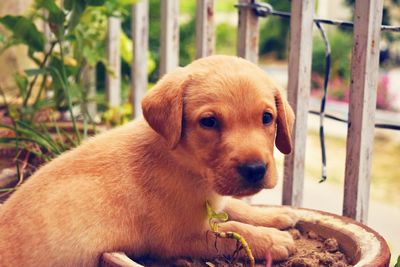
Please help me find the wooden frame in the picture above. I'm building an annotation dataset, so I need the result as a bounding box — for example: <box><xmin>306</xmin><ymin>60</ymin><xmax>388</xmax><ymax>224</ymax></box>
<box><xmin>195</xmin><ymin>0</ymin><xmax>215</xmax><ymax>58</ymax></box>
<box><xmin>101</xmin><ymin>0</ymin><xmax>386</xmax><ymax>223</ymax></box>
<box><xmin>343</xmin><ymin>0</ymin><xmax>383</xmax><ymax>223</ymax></box>
<box><xmin>236</xmin><ymin>0</ymin><xmax>259</xmax><ymax>63</ymax></box>
<box><xmin>131</xmin><ymin>0</ymin><xmax>149</xmax><ymax>117</ymax></box>
<box><xmin>106</xmin><ymin>16</ymin><xmax>121</xmax><ymax>107</ymax></box>
<box><xmin>282</xmin><ymin>0</ymin><xmax>315</xmax><ymax>207</ymax></box>
<box><xmin>159</xmin><ymin>0</ymin><xmax>180</xmax><ymax>76</ymax></box>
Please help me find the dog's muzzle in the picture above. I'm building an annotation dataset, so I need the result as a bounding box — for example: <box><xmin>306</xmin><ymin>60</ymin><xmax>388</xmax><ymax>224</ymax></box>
<box><xmin>237</xmin><ymin>162</ymin><xmax>266</xmax><ymax>184</ymax></box>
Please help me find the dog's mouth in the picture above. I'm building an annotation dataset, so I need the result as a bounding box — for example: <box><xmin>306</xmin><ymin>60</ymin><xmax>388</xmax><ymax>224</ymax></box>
<box><xmin>230</xmin><ymin>183</ymin><xmax>264</xmax><ymax>197</ymax></box>
<box><xmin>211</xmin><ymin>174</ymin><xmax>265</xmax><ymax>197</ymax></box>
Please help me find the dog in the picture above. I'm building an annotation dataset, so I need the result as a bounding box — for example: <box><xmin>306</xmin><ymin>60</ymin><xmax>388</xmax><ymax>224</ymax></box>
<box><xmin>0</xmin><ymin>55</ymin><xmax>297</xmax><ymax>266</ymax></box>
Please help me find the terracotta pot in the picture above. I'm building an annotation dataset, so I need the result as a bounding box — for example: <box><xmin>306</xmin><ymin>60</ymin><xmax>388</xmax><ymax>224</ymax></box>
<box><xmin>100</xmin><ymin>206</ymin><xmax>391</xmax><ymax>267</ymax></box>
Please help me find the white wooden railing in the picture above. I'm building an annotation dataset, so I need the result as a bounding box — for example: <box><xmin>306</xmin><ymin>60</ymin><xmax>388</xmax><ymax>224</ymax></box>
<box><xmin>104</xmin><ymin>0</ymin><xmax>383</xmax><ymax>224</ymax></box>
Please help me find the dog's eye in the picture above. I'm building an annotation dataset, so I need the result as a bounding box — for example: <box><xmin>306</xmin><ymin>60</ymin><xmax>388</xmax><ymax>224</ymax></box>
<box><xmin>262</xmin><ymin>112</ymin><xmax>273</xmax><ymax>125</ymax></box>
<box><xmin>199</xmin><ymin>116</ymin><xmax>218</xmax><ymax>129</ymax></box>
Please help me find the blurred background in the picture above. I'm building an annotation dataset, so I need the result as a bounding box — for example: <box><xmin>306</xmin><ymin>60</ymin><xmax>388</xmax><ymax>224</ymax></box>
<box><xmin>0</xmin><ymin>0</ymin><xmax>399</xmax><ymax>263</ymax></box>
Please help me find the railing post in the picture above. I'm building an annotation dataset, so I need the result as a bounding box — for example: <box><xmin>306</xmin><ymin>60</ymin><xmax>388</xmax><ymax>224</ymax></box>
<box><xmin>42</xmin><ymin>11</ymin><xmax>52</xmax><ymax>53</ymax></box>
<box><xmin>343</xmin><ymin>0</ymin><xmax>383</xmax><ymax>223</ymax></box>
<box><xmin>81</xmin><ymin>64</ymin><xmax>97</xmax><ymax>120</ymax></box>
<box><xmin>236</xmin><ymin>0</ymin><xmax>259</xmax><ymax>63</ymax></box>
<box><xmin>195</xmin><ymin>0</ymin><xmax>215</xmax><ymax>58</ymax></box>
<box><xmin>160</xmin><ymin>0</ymin><xmax>179</xmax><ymax>76</ymax></box>
<box><xmin>106</xmin><ymin>16</ymin><xmax>121</xmax><ymax>107</ymax></box>
<box><xmin>282</xmin><ymin>0</ymin><xmax>314</xmax><ymax>207</ymax></box>
<box><xmin>131</xmin><ymin>0</ymin><xmax>149</xmax><ymax>117</ymax></box>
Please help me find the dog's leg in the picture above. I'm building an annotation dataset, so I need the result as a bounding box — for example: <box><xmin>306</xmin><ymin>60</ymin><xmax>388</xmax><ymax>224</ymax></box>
<box><xmin>218</xmin><ymin>221</ymin><xmax>296</xmax><ymax>261</ymax></box>
<box><xmin>176</xmin><ymin>221</ymin><xmax>295</xmax><ymax>262</ymax></box>
<box><xmin>223</xmin><ymin>198</ymin><xmax>298</xmax><ymax>230</ymax></box>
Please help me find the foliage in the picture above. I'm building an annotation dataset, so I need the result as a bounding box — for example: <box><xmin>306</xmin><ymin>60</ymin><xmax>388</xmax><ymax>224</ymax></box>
<box><xmin>151</xmin><ymin>0</ymin><xmax>197</xmax><ymax>79</ymax></box>
<box><xmin>102</xmin><ymin>103</ymin><xmax>132</xmax><ymax>126</ymax></box>
<box><xmin>394</xmin><ymin>255</ymin><xmax>400</xmax><ymax>267</ymax></box>
<box><xmin>311</xmin><ymin>5</ymin><xmax>398</xmax><ymax>111</ymax></box>
<box><xmin>145</xmin><ymin>0</ymin><xmax>162</xmax><ymax>82</ymax></box>
<box><xmin>215</xmin><ymin>23</ymin><xmax>236</xmax><ymax>55</ymax></box>
<box><xmin>312</xmin><ymin>29</ymin><xmax>353</xmax><ymax>80</ymax></box>
<box><xmin>129</xmin><ymin>0</ymin><xmax>239</xmax><ymax>83</ymax></box>
<box><xmin>206</xmin><ymin>200</ymin><xmax>229</xmax><ymax>232</ymax></box>
<box><xmin>312</xmin><ymin>71</ymin><xmax>396</xmax><ymax>111</ymax></box>
<box><xmin>0</xmin><ymin>0</ymin><xmax>135</xmax><ymax>193</ymax></box>
<box><xmin>344</xmin><ymin>0</ymin><xmax>400</xmax><ymax>66</ymax></box>
<box><xmin>0</xmin><ymin>15</ymin><xmax>45</xmax><ymax>55</ymax></box>
<box><xmin>0</xmin><ymin>0</ymin><xmax>130</xmax><ymax>117</ymax></box>
<box><xmin>259</xmin><ymin>0</ymin><xmax>291</xmax><ymax>60</ymax></box>
<box><xmin>205</xmin><ymin>201</ymin><xmax>255</xmax><ymax>267</ymax></box>
<box><xmin>179</xmin><ymin>16</ymin><xmax>196</xmax><ymax>67</ymax></box>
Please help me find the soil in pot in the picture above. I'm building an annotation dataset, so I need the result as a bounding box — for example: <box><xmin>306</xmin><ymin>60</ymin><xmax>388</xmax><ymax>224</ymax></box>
<box><xmin>131</xmin><ymin>227</ymin><xmax>352</xmax><ymax>267</ymax></box>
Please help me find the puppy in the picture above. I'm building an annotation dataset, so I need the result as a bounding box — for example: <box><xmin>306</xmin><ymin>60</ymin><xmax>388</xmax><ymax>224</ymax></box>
<box><xmin>0</xmin><ymin>55</ymin><xmax>296</xmax><ymax>266</ymax></box>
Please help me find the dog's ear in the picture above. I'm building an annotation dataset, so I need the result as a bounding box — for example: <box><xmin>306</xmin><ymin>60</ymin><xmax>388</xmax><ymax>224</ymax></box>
<box><xmin>274</xmin><ymin>91</ymin><xmax>295</xmax><ymax>154</ymax></box>
<box><xmin>141</xmin><ymin>68</ymin><xmax>188</xmax><ymax>149</ymax></box>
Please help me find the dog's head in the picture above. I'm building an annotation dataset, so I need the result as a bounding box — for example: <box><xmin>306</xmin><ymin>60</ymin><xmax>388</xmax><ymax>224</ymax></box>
<box><xmin>142</xmin><ymin>55</ymin><xmax>294</xmax><ymax>197</ymax></box>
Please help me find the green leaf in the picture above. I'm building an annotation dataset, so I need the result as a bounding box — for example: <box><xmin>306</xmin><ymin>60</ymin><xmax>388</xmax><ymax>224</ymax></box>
<box><xmin>210</xmin><ymin>221</ymin><xmax>218</xmax><ymax>232</ymax></box>
<box><xmin>64</xmin><ymin>0</ymin><xmax>74</xmax><ymax>11</ymax></box>
<box><xmin>214</xmin><ymin>212</ymin><xmax>229</xmax><ymax>222</ymax></box>
<box><xmin>206</xmin><ymin>201</ymin><xmax>229</xmax><ymax>221</ymax></box>
<box><xmin>0</xmin><ymin>122</ymin><xmax>57</xmax><ymax>153</ymax></box>
<box><xmin>394</xmin><ymin>256</ymin><xmax>400</xmax><ymax>267</ymax></box>
<box><xmin>206</xmin><ymin>201</ymin><xmax>215</xmax><ymax>218</ymax></box>
<box><xmin>13</xmin><ymin>73</ymin><xmax>28</xmax><ymax>99</ymax></box>
<box><xmin>47</xmin><ymin>56</ymin><xmax>66</xmax><ymax>80</ymax></box>
<box><xmin>35</xmin><ymin>0</ymin><xmax>65</xmax><ymax>25</ymax></box>
<box><xmin>85</xmin><ymin>0</ymin><xmax>106</xmax><ymax>6</ymax></box>
<box><xmin>34</xmin><ymin>0</ymin><xmax>65</xmax><ymax>37</ymax></box>
<box><xmin>120</xmin><ymin>31</ymin><xmax>132</xmax><ymax>63</ymax></box>
<box><xmin>68</xmin><ymin>1</ymin><xmax>87</xmax><ymax>31</ymax></box>
<box><xmin>25</xmin><ymin>68</ymin><xmax>50</xmax><ymax>77</ymax></box>
<box><xmin>205</xmin><ymin>201</ymin><xmax>229</xmax><ymax>233</ymax></box>
<box><xmin>15</xmin><ymin>121</ymin><xmax>62</xmax><ymax>154</ymax></box>
<box><xmin>49</xmin><ymin>11</ymin><xmax>66</xmax><ymax>26</ymax></box>
<box><xmin>117</xmin><ymin>0</ymin><xmax>137</xmax><ymax>5</ymax></box>
<box><xmin>0</xmin><ymin>15</ymin><xmax>45</xmax><ymax>52</ymax></box>
<box><xmin>35</xmin><ymin>0</ymin><xmax>62</xmax><ymax>14</ymax></box>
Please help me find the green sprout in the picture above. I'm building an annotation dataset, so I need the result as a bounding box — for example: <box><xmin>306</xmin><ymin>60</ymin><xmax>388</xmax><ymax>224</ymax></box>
<box><xmin>205</xmin><ymin>201</ymin><xmax>255</xmax><ymax>267</ymax></box>
<box><xmin>394</xmin><ymin>255</ymin><xmax>400</xmax><ymax>267</ymax></box>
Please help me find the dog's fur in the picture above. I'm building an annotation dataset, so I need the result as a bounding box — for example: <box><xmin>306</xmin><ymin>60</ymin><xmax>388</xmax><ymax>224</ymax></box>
<box><xmin>0</xmin><ymin>55</ymin><xmax>297</xmax><ymax>266</ymax></box>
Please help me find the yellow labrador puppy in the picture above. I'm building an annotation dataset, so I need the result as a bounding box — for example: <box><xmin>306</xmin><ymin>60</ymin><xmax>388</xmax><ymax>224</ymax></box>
<box><xmin>0</xmin><ymin>55</ymin><xmax>297</xmax><ymax>266</ymax></box>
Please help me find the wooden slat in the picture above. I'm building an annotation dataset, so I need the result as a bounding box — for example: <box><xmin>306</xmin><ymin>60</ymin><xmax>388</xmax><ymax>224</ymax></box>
<box><xmin>106</xmin><ymin>16</ymin><xmax>121</xmax><ymax>107</ymax></box>
<box><xmin>42</xmin><ymin>11</ymin><xmax>52</xmax><ymax>53</ymax></box>
<box><xmin>131</xmin><ymin>0</ymin><xmax>149</xmax><ymax>117</ymax></box>
<box><xmin>195</xmin><ymin>0</ymin><xmax>215</xmax><ymax>58</ymax></box>
<box><xmin>160</xmin><ymin>0</ymin><xmax>179</xmax><ymax>76</ymax></box>
<box><xmin>282</xmin><ymin>0</ymin><xmax>315</xmax><ymax>207</ymax></box>
<box><xmin>343</xmin><ymin>0</ymin><xmax>383</xmax><ymax>223</ymax></box>
<box><xmin>236</xmin><ymin>0</ymin><xmax>259</xmax><ymax>63</ymax></box>
<box><xmin>81</xmin><ymin>64</ymin><xmax>97</xmax><ymax>119</ymax></box>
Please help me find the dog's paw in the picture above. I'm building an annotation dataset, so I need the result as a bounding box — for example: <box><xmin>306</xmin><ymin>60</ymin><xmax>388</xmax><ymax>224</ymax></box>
<box><xmin>253</xmin><ymin>207</ymin><xmax>299</xmax><ymax>230</ymax></box>
<box><xmin>253</xmin><ymin>227</ymin><xmax>296</xmax><ymax>261</ymax></box>
<box><xmin>268</xmin><ymin>208</ymin><xmax>299</xmax><ymax>230</ymax></box>
<box><xmin>268</xmin><ymin>228</ymin><xmax>296</xmax><ymax>260</ymax></box>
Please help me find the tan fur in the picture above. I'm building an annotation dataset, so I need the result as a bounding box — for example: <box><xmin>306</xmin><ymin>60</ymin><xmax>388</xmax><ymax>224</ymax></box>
<box><xmin>0</xmin><ymin>55</ymin><xmax>297</xmax><ymax>266</ymax></box>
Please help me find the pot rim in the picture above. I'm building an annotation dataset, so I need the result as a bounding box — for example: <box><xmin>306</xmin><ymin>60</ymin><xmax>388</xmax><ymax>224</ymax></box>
<box><xmin>100</xmin><ymin>205</ymin><xmax>391</xmax><ymax>267</ymax></box>
<box><xmin>281</xmin><ymin>206</ymin><xmax>391</xmax><ymax>267</ymax></box>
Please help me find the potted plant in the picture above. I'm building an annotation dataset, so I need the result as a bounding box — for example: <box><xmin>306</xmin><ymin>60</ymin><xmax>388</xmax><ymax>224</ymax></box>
<box><xmin>100</xmin><ymin>206</ymin><xmax>391</xmax><ymax>267</ymax></box>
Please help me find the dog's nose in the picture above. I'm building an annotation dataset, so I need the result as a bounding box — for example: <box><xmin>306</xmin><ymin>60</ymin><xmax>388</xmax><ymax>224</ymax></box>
<box><xmin>237</xmin><ymin>162</ymin><xmax>266</xmax><ymax>183</ymax></box>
